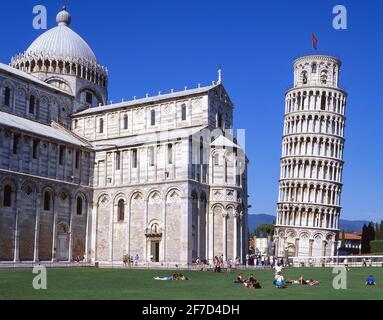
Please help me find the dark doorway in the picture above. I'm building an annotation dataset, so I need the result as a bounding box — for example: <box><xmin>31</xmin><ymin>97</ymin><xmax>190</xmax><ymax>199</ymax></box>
<box><xmin>151</xmin><ymin>241</ymin><xmax>160</xmax><ymax>262</ymax></box>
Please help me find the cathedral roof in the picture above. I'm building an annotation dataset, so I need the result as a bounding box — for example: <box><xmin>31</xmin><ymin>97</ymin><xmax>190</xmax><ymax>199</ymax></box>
<box><xmin>0</xmin><ymin>63</ymin><xmax>73</xmax><ymax>96</ymax></box>
<box><xmin>0</xmin><ymin>111</ymin><xmax>91</xmax><ymax>148</ymax></box>
<box><xmin>211</xmin><ymin>135</ymin><xmax>241</xmax><ymax>149</ymax></box>
<box><xmin>25</xmin><ymin>7</ymin><xmax>97</xmax><ymax>64</ymax></box>
<box><xmin>74</xmin><ymin>83</ymin><xmax>221</xmax><ymax>117</ymax></box>
<box><xmin>91</xmin><ymin>126</ymin><xmax>208</xmax><ymax>150</ymax></box>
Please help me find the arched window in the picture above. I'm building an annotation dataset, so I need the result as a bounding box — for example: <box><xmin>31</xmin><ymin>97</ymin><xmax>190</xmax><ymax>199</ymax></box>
<box><xmin>123</xmin><ymin>114</ymin><xmax>128</xmax><ymax>130</ymax></box>
<box><xmin>3</xmin><ymin>185</ymin><xmax>12</xmax><ymax>207</ymax></box>
<box><xmin>118</xmin><ymin>199</ymin><xmax>125</xmax><ymax>221</ymax></box>
<box><xmin>29</xmin><ymin>95</ymin><xmax>36</xmax><ymax>114</ymax></box>
<box><xmin>213</xmin><ymin>154</ymin><xmax>220</xmax><ymax>166</ymax></box>
<box><xmin>4</xmin><ymin>87</ymin><xmax>11</xmax><ymax>106</ymax></box>
<box><xmin>148</xmin><ymin>146</ymin><xmax>155</xmax><ymax>166</ymax></box>
<box><xmin>217</xmin><ymin>113</ymin><xmax>223</xmax><ymax>129</ymax></box>
<box><xmin>168</xmin><ymin>144</ymin><xmax>173</xmax><ymax>164</ymax></box>
<box><xmin>76</xmin><ymin>197</ymin><xmax>83</xmax><ymax>216</ymax></box>
<box><xmin>150</xmin><ymin>110</ymin><xmax>156</xmax><ymax>126</ymax></box>
<box><xmin>224</xmin><ymin>159</ymin><xmax>228</xmax><ymax>183</ymax></box>
<box><xmin>85</xmin><ymin>92</ymin><xmax>93</xmax><ymax>105</ymax></box>
<box><xmin>301</xmin><ymin>71</ymin><xmax>308</xmax><ymax>84</ymax></box>
<box><xmin>181</xmin><ymin>104</ymin><xmax>187</xmax><ymax>121</ymax></box>
<box><xmin>321</xmin><ymin>95</ymin><xmax>326</xmax><ymax>110</ymax></box>
<box><xmin>132</xmin><ymin>149</ymin><xmax>138</xmax><ymax>168</ymax></box>
<box><xmin>321</xmin><ymin>71</ymin><xmax>328</xmax><ymax>84</ymax></box>
<box><xmin>199</xmin><ymin>137</ymin><xmax>204</xmax><ymax>165</ymax></box>
<box><xmin>115</xmin><ymin>151</ymin><xmax>121</xmax><ymax>170</ymax></box>
<box><xmin>311</xmin><ymin>63</ymin><xmax>317</xmax><ymax>73</ymax></box>
<box><xmin>43</xmin><ymin>191</ymin><xmax>51</xmax><ymax>211</ymax></box>
<box><xmin>99</xmin><ymin>118</ymin><xmax>104</xmax><ymax>133</ymax></box>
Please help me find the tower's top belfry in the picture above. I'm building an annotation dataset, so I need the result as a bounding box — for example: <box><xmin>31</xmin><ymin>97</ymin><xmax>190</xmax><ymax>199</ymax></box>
<box><xmin>293</xmin><ymin>55</ymin><xmax>341</xmax><ymax>89</ymax></box>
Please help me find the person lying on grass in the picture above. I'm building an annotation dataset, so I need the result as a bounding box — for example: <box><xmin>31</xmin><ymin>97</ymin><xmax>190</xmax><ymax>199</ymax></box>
<box><xmin>365</xmin><ymin>275</ymin><xmax>377</xmax><ymax>286</ymax></box>
<box><xmin>243</xmin><ymin>274</ymin><xmax>262</xmax><ymax>289</ymax></box>
<box><xmin>273</xmin><ymin>272</ymin><xmax>286</xmax><ymax>288</ymax></box>
<box><xmin>234</xmin><ymin>273</ymin><xmax>244</xmax><ymax>283</ymax></box>
<box><xmin>286</xmin><ymin>275</ymin><xmax>320</xmax><ymax>286</ymax></box>
<box><xmin>153</xmin><ymin>274</ymin><xmax>189</xmax><ymax>281</ymax></box>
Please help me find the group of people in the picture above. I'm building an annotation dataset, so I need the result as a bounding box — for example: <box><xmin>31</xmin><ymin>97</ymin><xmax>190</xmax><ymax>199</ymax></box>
<box><xmin>246</xmin><ymin>254</ymin><xmax>282</xmax><ymax>267</ymax></box>
<box><xmin>123</xmin><ymin>254</ymin><xmax>140</xmax><ymax>266</ymax></box>
<box><xmin>74</xmin><ymin>255</ymin><xmax>85</xmax><ymax>263</ymax></box>
<box><xmin>272</xmin><ymin>263</ymin><xmax>321</xmax><ymax>288</ymax></box>
<box><xmin>234</xmin><ymin>273</ymin><xmax>262</xmax><ymax>289</ymax></box>
<box><xmin>195</xmin><ymin>256</ymin><xmax>241</xmax><ymax>272</ymax></box>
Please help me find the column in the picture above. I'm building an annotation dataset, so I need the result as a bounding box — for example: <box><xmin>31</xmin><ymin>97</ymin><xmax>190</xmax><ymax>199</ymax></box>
<box><xmin>331</xmin><ymin>240</ymin><xmax>336</xmax><ymax>256</ymax></box>
<box><xmin>51</xmin><ymin>197</ymin><xmax>58</xmax><ymax>261</ymax></box>
<box><xmin>13</xmin><ymin>208</ymin><xmax>20</xmax><ymax>262</ymax></box>
<box><xmin>68</xmin><ymin>198</ymin><xmax>75</xmax><ymax>262</ymax></box>
<box><xmin>239</xmin><ymin>213</ymin><xmax>244</xmax><ymax>263</ymax></box>
<box><xmin>322</xmin><ymin>240</ymin><xmax>327</xmax><ymax>256</ymax></box>
<box><xmin>222</xmin><ymin>213</ymin><xmax>227</xmax><ymax>261</ymax></box>
<box><xmin>233</xmin><ymin>212</ymin><xmax>238</xmax><ymax>260</ymax></box>
<box><xmin>144</xmin><ymin>199</ymin><xmax>148</xmax><ymax>261</ymax></box>
<box><xmin>84</xmin><ymin>201</ymin><xmax>92</xmax><ymax>262</ymax></box>
<box><xmin>162</xmin><ymin>199</ymin><xmax>166</xmax><ymax>262</ymax></box>
<box><xmin>108</xmin><ymin>199</ymin><xmax>114</xmax><ymax>262</ymax></box>
<box><xmin>309</xmin><ymin>239</ymin><xmax>314</xmax><ymax>257</ymax></box>
<box><xmin>295</xmin><ymin>238</ymin><xmax>299</xmax><ymax>256</ymax></box>
<box><xmin>33</xmin><ymin>193</ymin><xmax>41</xmax><ymax>263</ymax></box>
<box><xmin>90</xmin><ymin>201</ymin><xmax>99</xmax><ymax>263</ymax></box>
<box><xmin>208</xmin><ymin>209</ymin><xmax>214</xmax><ymax>263</ymax></box>
<box><xmin>197</xmin><ymin>199</ymin><xmax>201</xmax><ymax>259</ymax></box>
<box><xmin>13</xmin><ymin>185</ymin><xmax>22</xmax><ymax>262</ymax></box>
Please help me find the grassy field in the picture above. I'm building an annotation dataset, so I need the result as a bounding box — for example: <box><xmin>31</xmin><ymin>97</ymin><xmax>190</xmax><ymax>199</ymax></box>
<box><xmin>0</xmin><ymin>267</ymin><xmax>382</xmax><ymax>300</ymax></box>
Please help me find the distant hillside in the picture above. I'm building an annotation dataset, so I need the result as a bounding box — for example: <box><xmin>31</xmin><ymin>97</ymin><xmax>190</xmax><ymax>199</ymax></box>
<box><xmin>248</xmin><ymin>214</ymin><xmax>369</xmax><ymax>233</ymax></box>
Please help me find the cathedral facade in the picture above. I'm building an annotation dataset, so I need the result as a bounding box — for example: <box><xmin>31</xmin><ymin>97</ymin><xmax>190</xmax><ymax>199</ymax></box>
<box><xmin>0</xmin><ymin>7</ymin><xmax>248</xmax><ymax>265</ymax></box>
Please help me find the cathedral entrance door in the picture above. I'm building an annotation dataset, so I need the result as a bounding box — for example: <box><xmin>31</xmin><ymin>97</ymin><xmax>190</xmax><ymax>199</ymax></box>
<box><xmin>151</xmin><ymin>241</ymin><xmax>160</xmax><ymax>262</ymax></box>
<box><xmin>57</xmin><ymin>235</ymin><xmax>69</xmax><ymax>261</ymax></box>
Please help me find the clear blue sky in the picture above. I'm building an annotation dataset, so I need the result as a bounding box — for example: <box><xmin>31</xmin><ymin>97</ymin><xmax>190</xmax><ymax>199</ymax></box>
<box><xmin>1</xmin><ymin>0</ymin><xmax>382</xmax><ymax>221</ymax></box>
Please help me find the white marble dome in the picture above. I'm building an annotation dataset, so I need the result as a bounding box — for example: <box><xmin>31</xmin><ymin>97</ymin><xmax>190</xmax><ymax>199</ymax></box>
<box><xmin>25</xmin><ymin>7</ymin><xmax>97</xmax><ymax>64</ymax></box>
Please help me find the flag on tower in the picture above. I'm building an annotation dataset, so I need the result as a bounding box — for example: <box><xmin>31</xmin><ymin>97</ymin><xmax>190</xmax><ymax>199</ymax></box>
<box><xmin>311</xmin><ymin>33</ymin><xmax>318</xmax><ymax>50</ymax></box>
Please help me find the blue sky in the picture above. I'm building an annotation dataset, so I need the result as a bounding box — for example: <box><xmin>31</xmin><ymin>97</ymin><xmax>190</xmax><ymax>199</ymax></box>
<box><xmin>1</xmin><ymin>0</ymin><xmax>382</xmax><ymax>221</ymax></box>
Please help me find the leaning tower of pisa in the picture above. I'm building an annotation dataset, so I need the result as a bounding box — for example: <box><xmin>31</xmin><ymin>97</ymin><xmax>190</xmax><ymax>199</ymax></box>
<box><xmin>275</xmin><ymin>55</ymin><xmax>347</xmax><ymax>258</ymax></box>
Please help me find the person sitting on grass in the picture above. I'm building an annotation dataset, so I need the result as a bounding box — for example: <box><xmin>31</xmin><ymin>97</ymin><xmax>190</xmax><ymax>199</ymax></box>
<box><xmin>299</xmin><ymin>274</ymin><xmax>308</xmax><ymax>285</ymax></box>
<box><xmin>244</xmin><ymin>274</ymin><xmax>262</xmax><ymax>289</ymax></box>
<box><xmin>234</xmin><ymin>273</ymin><xmax>244</xmax><ymax>283</ymax></box>
<box><xmin>274</xmin><ymin>272</ymin><xmax>286</xmax><ymax>289</ymax></box>
<box><xmin>365</xmin><ymin>275</ymin><xmax>377</xmax><ymax>286</ymax></box>
<box><xmin>178</xmin><ymin>274</ymin><xmax>189</xmax><ymax>281</ymax></box>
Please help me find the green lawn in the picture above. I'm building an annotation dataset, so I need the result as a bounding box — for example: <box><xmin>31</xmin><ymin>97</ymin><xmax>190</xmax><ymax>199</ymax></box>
<box><xmin>0</xmin><ymin>267</ymin><xmax>382</xmax><ymax>300</ymax></box>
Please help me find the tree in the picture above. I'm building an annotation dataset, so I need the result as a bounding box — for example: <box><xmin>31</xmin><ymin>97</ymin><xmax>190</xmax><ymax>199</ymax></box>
<box><xmin>255</xmin><ymin>224</ymin><xmax>275</xmax><ymax>238</ymax></box>
<box><xmin>362</xmin><ymin>222</ymin><xmax>376</xmax><ymax>254</ymax></box>
<box><xmin>368</xmin><ymin>222</ymin><xmax>376</xmax><ymax>243</ymax></box>
<box><xmin>375</xmin><ymin>220</ymin><xmax>383</xmax><ymax>240</ymax></box>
